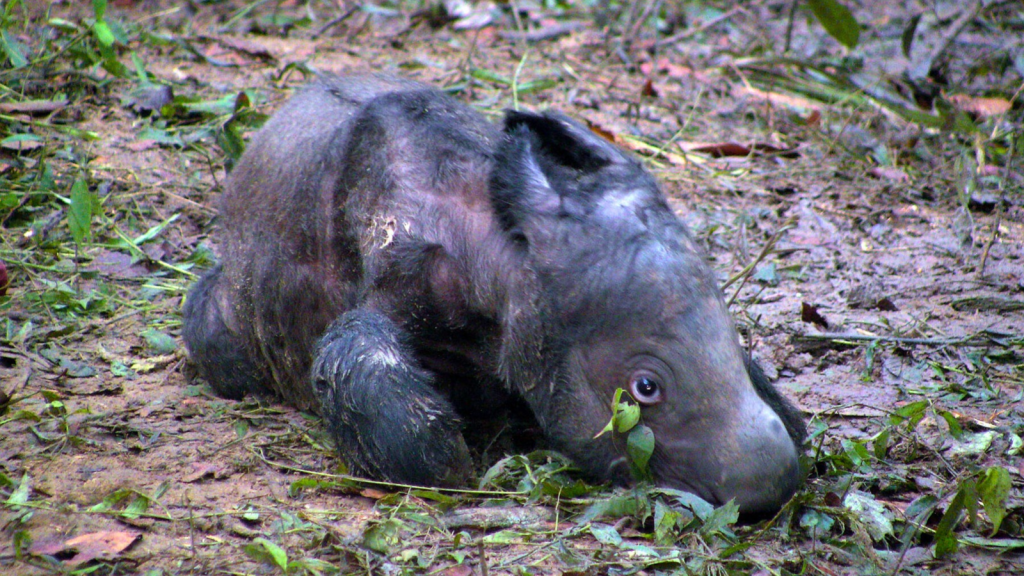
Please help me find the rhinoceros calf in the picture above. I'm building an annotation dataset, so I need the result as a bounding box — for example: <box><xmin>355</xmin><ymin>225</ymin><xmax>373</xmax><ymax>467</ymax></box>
<box><xmin>183</xmin><ymin>74</ymin><xmax>806</xmax><ymax>513</ymax></box>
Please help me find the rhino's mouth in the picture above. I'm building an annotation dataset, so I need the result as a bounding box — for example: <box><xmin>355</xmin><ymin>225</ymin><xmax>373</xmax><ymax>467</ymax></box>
<box><xmin>609</xmin><ymin>453</ymin><xmax>721</xmax><ymax>506</ymax></box>
<box><xmin>650</xmin><ymin>462</ymin><xmax>720</xmax><ymax>506</ymax></box>
<box><xmin>649</xmin><ymin>410</ymin><xmax>802</xmax><ymax>515</ymax></box>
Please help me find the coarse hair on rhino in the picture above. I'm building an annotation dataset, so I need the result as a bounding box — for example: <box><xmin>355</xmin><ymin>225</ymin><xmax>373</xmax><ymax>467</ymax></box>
<box><xmin>183</xmin><ymin>74</ymin><xmax>806</xmax><ymax>514</ymax></box>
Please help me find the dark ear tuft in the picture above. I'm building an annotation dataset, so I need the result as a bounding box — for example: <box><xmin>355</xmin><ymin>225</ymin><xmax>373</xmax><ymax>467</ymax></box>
<box><xmin>503</xmin><ymin>110</ymin><xmax>614</xmax><ymax>173</ymax></box>
<box><xmin>489</xmin><ymin>126</ymin><xmax>547</xmax><ymax>238</ymax></box>
<box><xmin>491</xmin><ymin>109</ymin><xmax>645</xmax><ymax>243</ymax></box>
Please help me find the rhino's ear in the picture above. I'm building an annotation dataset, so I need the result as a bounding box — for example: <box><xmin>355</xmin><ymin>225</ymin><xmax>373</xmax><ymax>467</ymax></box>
<box><xmin>503</xmin><ymin>110</ymin><xmax>620</xmax><ymax>173</ymax></box>
<box><xmin>490</xmin><ymin>110</ymin><xmax>625</xmax><ymax>235</ymax></box>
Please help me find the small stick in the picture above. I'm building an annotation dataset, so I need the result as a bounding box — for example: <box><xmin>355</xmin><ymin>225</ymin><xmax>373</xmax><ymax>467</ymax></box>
<box><xmin>496</xmin><ymin>540</ymin><xmax>560</xmax><ymax>569</ymax></box>
<box><xmin>978</xmin><ymin>135</ymin><xmax>1012</xmax><ymax>279</ymax></box>
<box><xmin>977</xmin><ymin>200</ymin><xmax>1003</xmax><ymax>281</ymax></box>
<box><xmin>313</xmin><ymin>3</ymin><xmax>360</xmax><ymax>39</ymax></box>
<box><xmin>624</xmin><ymin>0</ymin><xmax>662</xmax><ymax>47</ymax></box>
<box><xmin>725</xmin><ymin>216</ymin><xmax>797</xmax><ymax>307</ymax></box>
<box><xmin>249</xmin><ymin>446</ymin><xmax>525</xmax><ymax>497</ymax></box>
<box><xmin>498</xmin><ymin>22</ymin><xmax>585</xmax><ymax>43</ymax></box>
<box><xmin>797</xmin><ymin>332</ymin><xmax>1012</xmax><ymax>347</ymax></box>
<box><xmin>655</xmin><ymin>6</ymin><xmax>740</xmax><ymax>47</ymax></box>
<box><xmin>186</xmin><ymin>491</ymin><xmax>197</xmax><ymax>559</ymax></box>
<box><xmin>783</xmin><ymin>0</ymin><xmax>799</xmax><ymax>54</ymax></box>
<box><xmin>508</xmin><ymin>0</ymin><xmax>527</xmax><ymax>51</ymax></box>
<box><xmin>908</xmin><ymin>0</ymin><xmax>982</xmax><ymax>79</ymax></box>
<box><xmin>478</xmin><ymin>540</ymin><xmax>489</xmax><ymax>576</ymax></box>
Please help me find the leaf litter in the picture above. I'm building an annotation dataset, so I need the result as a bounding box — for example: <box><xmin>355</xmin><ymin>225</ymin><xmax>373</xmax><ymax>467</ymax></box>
<box><xmin>0</xmin><ymin>0</ymin><xmax>1022</xmax><ymax>574</ymax></box>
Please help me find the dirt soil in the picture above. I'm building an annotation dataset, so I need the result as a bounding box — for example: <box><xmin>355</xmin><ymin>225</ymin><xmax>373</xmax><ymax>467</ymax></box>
<box><xmin>1</xmin><ymin>1</ymin><xmax>1022</xmax><ymax>575</ymax></box>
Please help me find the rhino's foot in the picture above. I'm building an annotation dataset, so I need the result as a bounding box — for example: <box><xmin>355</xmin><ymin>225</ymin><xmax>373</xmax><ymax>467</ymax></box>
<box><xmin>182</xmin><ymin>265</ymin><xmax>265</xmax><ymax>400</ymax></box>
<box><xmin>312</xmin><ymin>309</ymin><xmax>472</xmax><ymax>487</ymax></box>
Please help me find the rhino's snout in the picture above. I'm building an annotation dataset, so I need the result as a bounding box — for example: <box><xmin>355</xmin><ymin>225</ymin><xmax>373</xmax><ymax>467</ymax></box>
<box><xmin>714</xmin><ymin>396</ymin><xmax>801</xmax><ymax>514</ymax></box>
<box><xmin>655</xmin><ymin>392</ymin><xmax>801</xmax><ymax>515</ymax></box>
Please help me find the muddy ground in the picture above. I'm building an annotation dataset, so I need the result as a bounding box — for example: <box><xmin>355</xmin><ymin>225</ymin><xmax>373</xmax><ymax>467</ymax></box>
<box><xmin>1</xmin><ymin>1</ymin><xmax>1022</xmax><ymax>575</ymax></box>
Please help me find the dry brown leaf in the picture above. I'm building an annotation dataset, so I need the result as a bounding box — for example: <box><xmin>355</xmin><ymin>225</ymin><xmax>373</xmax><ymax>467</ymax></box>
<box><xmin>686</xmin><ymin>142</ymin><xmax>752</xmax><ymax>157</ymax></box>
<box><xmin>183</xmin><ymin>462</ymin><xmax>228</xmax><ymax>483</ymax></box>
<box><xmin>214</xmin><ymin>36</ymin><xmax>276</xmax><ymax>61</ymax></box>
<box><xmin>679</xmin><ymin>141</ymin><xmax>799</xmax><ymax>158</ymax></box>
<box><xmin>641</xmin><ymin>78</ymin><xmax>658</xmax><ymax>98</ymax></box>
<box><xmin>584</xmin><ymin>120</ymin><xmax>617</xmax><ymax>144</ymax></box>
<box><xmin>868</xmin><ymin>167</ymin><xmax>910</xmax><ymax>183</ymax></box>
<box><xmin>440</xmin><ymin>565</ymin><xmax>474</xmax><ymax>576</ymax></box>
<box><xmin>31</xmin><ymin>531</ymin><xmax>140</xmax><ymax>566</ymax></box>
<box><xmin>199</xmin><ymin>43</ymin><xmax>249</xmax><ymax>67</ymax></box>
<box><xmin>86</xmin><ymin>249</ymin><xmax>150</xmax><ymax>279</ymax></box>
<box><xmin>640</xmin><ymin>57</ymin><xmax>704</xmax><ymax>80</ymax></box>
<box><xmin>801</xmin><ymin>302</ymin><xmax>829</xmax><ymax>329</ymax></box>
<box><xmin>946</xmin><ymin>94</ymin><xmax>1011</xmax><ymax>118</ymax></box>
<box><xmin>126</xmin><ymin>139</ymin><xmax>159</xmax><ymax>152</ymax></box>
<box><xmin>360</xmin><ymin>487</ymin><xmax>388</xmax><ymax>499</ymax></box>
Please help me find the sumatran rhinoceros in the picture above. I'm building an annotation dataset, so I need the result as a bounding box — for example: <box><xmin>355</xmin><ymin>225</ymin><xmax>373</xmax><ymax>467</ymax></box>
<box><xmin>182</xmin><ymin>74</ymin><xmax>806</xmax><ymax>514</ymax></box>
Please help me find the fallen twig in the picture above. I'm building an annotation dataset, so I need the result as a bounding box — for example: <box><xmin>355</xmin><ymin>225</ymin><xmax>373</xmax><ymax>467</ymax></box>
<box><xmin>795</xmin><ymin>332</ymin><xmax>1015</xmax><ymax>347</ymax></box>
<box><xmin>442</xmin><ymin>506</ymin><xmax>551</xmax><ymax>530</ymax></box>
<box><xmin>249</xmin><ymin>445</ymin><xmax>526</xmax><ymax>497</ymax></box>
<box><xmin>656</xmin><ymin>6</ymin><xmax>740</xmax><ymax>47</ymax></box>
<box><xmin>978</xmin><ymin>132</ymin><xmax>1014</xmax><ymax>280</ymax></box>
<box><xmin>498</xmin><ymin>22</ymin><xmax>585</xmax><ymax>43</ymax></box>
<box><xmin>725</xmin><ymin>216</ymin><xmax>797</xmax><ymax>307</ymax></box>
<box><xmin>951</xmin><ymin>296</ymin><xmax>1024</xmax><ymax>313</ymax></box>
<box><xmin>908</xmin><ymin>0</ymin><xmax>982</xmax><ymax>80</ymax></box>
<box><xmin>313</xmin><ymin>3</ymin><xmax>361</xmax><ymax>39</ymax></box>
<box><xmin>783</xmin><ymin>0</ymin><xmax>799</xmax><ymax>54</ymax></box>
<box><xmin>478</xmin><ymin>540</ymin><xmax>489</xmax><ymax>576</ymax></box>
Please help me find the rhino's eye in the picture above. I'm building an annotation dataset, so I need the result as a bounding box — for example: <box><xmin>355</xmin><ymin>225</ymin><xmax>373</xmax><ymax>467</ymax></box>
<box><xmin>630</xmin><ymin>376</ymin><xmax>662</xmax><ymax>405</ymax></box>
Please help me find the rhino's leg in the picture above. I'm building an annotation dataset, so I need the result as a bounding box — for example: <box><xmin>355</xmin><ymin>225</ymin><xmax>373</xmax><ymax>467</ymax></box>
<box><xmin>182</xmin><ymin>265</ymin><xmax>263</xmax><ymax>399</ymax></box>
<box><xmin>312</xmin><ymin>309</ymin><xmax>472</xmax><ymax>487</ymax></box>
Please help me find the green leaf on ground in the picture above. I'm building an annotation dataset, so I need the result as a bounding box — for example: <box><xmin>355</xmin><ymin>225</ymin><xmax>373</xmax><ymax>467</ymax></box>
<box><xmin>92</xmin><ymin>0</ymin><xmax>108</xmax><ymax>21</ymax></box>
<box><xmin>0</xmin><ymin>29</ymin><xmax>28</xmax><ymax>68</ymax></box>
<box><xmin>244</xmin><ymin>538</ymin><xmax>288</xmax><ymax>571</ymax></box>
<box><xmin>935</xmin><ymin>487</ymin><xmax>966</xmax><ymax>557</ymax></box>
<box><xmin>901</xmin><ymin>13</ymin><xmax>922</xmax><ymax>57</ymax></box>
<box><xmin>807</xmin><ymin>0</ymin><xmax>860</xmax><ymax>49</ymax></box>
<box><xmin>141</xmin><ymin>329</ymin><xmax>176</xmax><ymax>354</ymax></box>
<box><xmin>93</xmin><ymin>20</ymin><xmax>114</xmax><ymax>47</ymax></box>
<box><xmin>589</xmin><ymin>523</ymin><xmax>623</xmax><ymax>547</ymax></box>
<box><xmin>844</xmin><ymin>490</ymin><xmax>894</xmax><ymax>542</ymax></box>
<box><xmin>6</xmin><ymin>473</ymin><xmax>30</xmax><ymax>507</ymax></box>
<box><xmin>68</xmin><ymin>178</ymin><xmax>94</xmax><ymax>245</ymax></box>
<box><xmin>978</xmin><ymin>467</ymin><xmax>1010</xmax><ymax>535</ymax></box>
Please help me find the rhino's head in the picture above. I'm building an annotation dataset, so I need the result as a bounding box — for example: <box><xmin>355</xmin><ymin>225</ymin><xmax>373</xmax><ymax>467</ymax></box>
<box><xmin>491</xmin><ymin>110</ymin><xmax>804</xmax><ymax>514</ymax></box>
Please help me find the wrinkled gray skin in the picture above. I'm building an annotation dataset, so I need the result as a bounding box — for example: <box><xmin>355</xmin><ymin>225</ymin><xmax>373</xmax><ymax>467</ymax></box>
<box><xmin>183</xmin><ymin>74</ymin><xmax>806</xmax><ymax>514</ymax></box>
